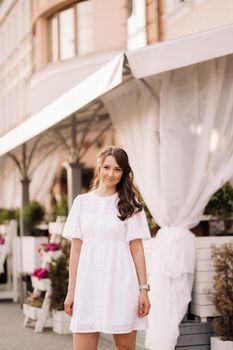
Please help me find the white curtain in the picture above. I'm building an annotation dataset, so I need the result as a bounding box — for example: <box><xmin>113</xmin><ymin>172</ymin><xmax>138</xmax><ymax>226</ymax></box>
<box><xmin>0</xmin><ymin>150</ymin><xmax>62</xmax><ymax>210</ymax></box>
<box><xmin>103</xmin><ymin>55</ymin><xmax>233</xmax><ymax>350</ymax></box>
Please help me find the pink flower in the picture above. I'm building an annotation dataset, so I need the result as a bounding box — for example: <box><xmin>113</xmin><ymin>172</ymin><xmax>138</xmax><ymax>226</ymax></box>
<box><xmin>44</xmin><ymin>243</ymin><xmax>60</xmax><ymax>252</ymax></box>
<box><xmin>0</xmin><ymin>236</ymin><xmax>5</xmax><ymax>245</ymax></box>
<box><xmin>32</xmin><ymin>267</ymin><xmax>49</xmax><ymax>279</ymax></box>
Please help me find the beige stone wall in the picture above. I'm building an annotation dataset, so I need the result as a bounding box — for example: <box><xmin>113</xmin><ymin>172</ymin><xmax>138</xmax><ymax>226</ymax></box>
<box><xmin>92</xmin><ymin>0</ymin><xmax>127</xmax><ymax>51</ymax></box>
<box><xmin>32</xmin><ymin>0</ymin><xmax>77</xmax><ymax>20</ymax></box>
<box><xmin>0</xmin><ymin>0</ymin><xmax>33</xmax><ymax>136</ymax></box>
<box><xmin>160</xmin><ymin>0</ymin><xmax>233</xmax><ymax>40</ymax></box>
<box><xmin>32</xmin><ymin>0</ymin><xmax>127</xmax><ymax>71</ymax></box>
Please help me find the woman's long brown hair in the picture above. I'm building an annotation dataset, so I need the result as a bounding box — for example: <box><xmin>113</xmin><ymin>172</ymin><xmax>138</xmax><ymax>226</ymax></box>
<box><xmin>90</xmin><ymin>146</ymin><xmax>143</xmax><ymax>221</ymax></box>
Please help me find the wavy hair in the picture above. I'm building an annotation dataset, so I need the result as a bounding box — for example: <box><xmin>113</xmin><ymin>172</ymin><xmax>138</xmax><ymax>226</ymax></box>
<box><xmin>90</xmin><ymin>146</ymin><xmax>143</xmax><ymax>221</ymax></box>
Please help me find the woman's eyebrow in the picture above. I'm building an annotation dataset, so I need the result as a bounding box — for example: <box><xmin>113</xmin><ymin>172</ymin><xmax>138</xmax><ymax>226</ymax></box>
<box><xmin>103</xmin><ymin>163</ymin><xmax>122</xmax><ymax>169</ymax></box>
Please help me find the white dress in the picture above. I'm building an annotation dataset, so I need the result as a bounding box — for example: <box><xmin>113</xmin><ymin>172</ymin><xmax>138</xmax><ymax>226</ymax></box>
<box><xmin>62</xmin><ymin>191</ymin><xmax>151</xmax><ymax>334</ymax></box>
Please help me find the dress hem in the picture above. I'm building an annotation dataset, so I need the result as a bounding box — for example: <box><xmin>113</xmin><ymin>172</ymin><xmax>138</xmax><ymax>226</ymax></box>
<box><xmin>71</xmin><ymin>327</ymin><xmax>148</xmax><ymax>334</ymax></box>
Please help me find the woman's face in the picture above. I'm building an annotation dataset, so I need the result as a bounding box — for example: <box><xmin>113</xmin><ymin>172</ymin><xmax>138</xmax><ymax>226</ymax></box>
<box><xmin>99</xmin><ymin>155</ymin><xmax>123</xmax><ymax>189</ymax></box>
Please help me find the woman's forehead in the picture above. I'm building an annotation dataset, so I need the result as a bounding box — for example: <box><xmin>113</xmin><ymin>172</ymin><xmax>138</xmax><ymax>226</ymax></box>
<box><xmin>103</xmin><ymin>155</ymin><xmax>120</xmax><ymax>167</ymax></box>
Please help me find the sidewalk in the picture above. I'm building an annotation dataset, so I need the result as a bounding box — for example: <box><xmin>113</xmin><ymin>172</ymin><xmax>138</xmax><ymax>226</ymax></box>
<box><xmin>0</xmin><ymin>301</ymin><xmax>115</xmax><ymax>350</ymax></box>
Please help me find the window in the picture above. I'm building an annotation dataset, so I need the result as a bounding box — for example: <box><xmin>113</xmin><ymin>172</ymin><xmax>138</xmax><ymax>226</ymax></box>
<box><xmin>50</xmin><ymin>1</ymin><xmax>93</xmax><ymax>62</ymax></box>
<box><xmin>127</xmin><ymin>0</ymin><xmax>147</xmax><ymax>50</ymax></box>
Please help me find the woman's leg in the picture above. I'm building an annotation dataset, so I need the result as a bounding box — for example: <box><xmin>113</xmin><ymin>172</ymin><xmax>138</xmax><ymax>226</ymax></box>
<box><xmin>73</xmin><ymin>332</ymin><xmax>100</xmax><ymax>350</ymax></box>
<box><xmin>113</xmin><ymin>330</ymin><xmax>137</xmax><ymax>350</ymax></box>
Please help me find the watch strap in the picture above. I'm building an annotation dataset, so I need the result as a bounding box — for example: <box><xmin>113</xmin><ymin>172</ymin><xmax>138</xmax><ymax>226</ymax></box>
<box><xmin>139</xmin><ymin>283</ymin><xmax>150</xmax><ymax>291</ymax></box>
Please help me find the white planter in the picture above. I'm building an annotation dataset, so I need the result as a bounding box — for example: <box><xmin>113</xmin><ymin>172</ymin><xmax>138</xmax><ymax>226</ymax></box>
<box><xmin>23</xmin><ymin>303</ymin><xmax>42</xmax><ymax>320</ymax></box>
<box><xmin>31</xmin><ymin>276</ymin><xmax>51</xmax><ymax>291</ymax></box>
<box><xmin>48</xmin><ymin>222</ymin><xmax>65</xmax><ymax>236</ymax></box>
<box><xmin>211</xmin><ymin>336</ymin><xmax>233</xmax><ymax>350</ymax></box>
<box><xmin>52</xmin><ymin>310</ymin><xmax>71</xmax><ymax>334</ymax></box>
<box><xmin>23</xmin><ymin>303</ymin><xmax>53</xmax><ymax>327</ymax></box>
<box><xmin>14</xmin><ymin>236</ymin><xmax>48</xmax><ymax>274</ymax></box>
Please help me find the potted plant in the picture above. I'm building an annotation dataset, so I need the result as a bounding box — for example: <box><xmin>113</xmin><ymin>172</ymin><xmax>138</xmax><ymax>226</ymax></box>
<box><xmin>23</xmin><ymin>292</ymin><xmax>44</xmax><ymax>320</ymax></box>
<box><xmin>15</xmin><ymin>201</ymin><xmax>48</xmax><ymax>274</ymax></box>
<box><xmin>31</xmin><ymin>267</ymin><xmax>50</xmax><ymax>291</ymax></box>
<box><xmin>205</xmin><ymin>182</ymin><xmax>233</xmax><ymax>235</ymax></box>
<box><xmin>0</xmin><ymin>208</ymin><xmax>17</xmax><ymax>225</ymax></box>
<box><xmin>52</xmin><ymin>193</ymin><xmax>68</xmax><ymax>221</ymax></box>
<box><xmin>210</xmin><ymin>242</ymin><xmax>233</xmax><ymax>350</ymax></box>
<box><xmin>20</xmin><ymin>201</ymin><xmax>46</xmax><ymax>236</ymax></box>
<box><xmin>48</xmin><ymin>240</ymin><xmax>71</xmax><ymax>334</ymax></box>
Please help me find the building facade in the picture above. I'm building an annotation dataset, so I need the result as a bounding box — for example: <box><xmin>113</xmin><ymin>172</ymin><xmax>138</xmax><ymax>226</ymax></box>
<box><xmin>0</xmin><ymin>0</ymin><xmax>233</xmax><ymax>208</ymax></box>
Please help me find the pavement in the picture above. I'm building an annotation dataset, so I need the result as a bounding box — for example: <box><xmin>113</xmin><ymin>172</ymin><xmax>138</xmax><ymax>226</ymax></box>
<box><xmin>0</xmin><ymin>301</ymin><xmax>115</xmax><ymax>350</ymax></box>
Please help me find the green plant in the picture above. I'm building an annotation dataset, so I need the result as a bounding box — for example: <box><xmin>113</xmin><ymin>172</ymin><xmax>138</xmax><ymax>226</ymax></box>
<box><xmin>136</xmin><ymin>190</ymin><xmax>159</xmax><ymax>236</ymax></box>
<box><xmin>205</xmin><ymin>183</ymin><xmax>233</xmax><ymax>220</ymax></box>
<box><xmin>52</xmin><ymin>194</ymin><xmax>68</xmax><ymax>219</ymax></box>
<box><xmin>25</xmin><ymin>292</ymin><xmax>44</xmax><ymax>308</ymax></box>
<box><xmin>21</xmin><ymin>201</ymin><xmax>45</xmax><ymax>235</ymax></box>
<box><xmin>211</xmin><ymin>242</ymin><xmax>233</xmax><ymax>341</ymax></box>
<box><xmin>144</xmin><ymin>205</ymin><xmax>160</xmax><ymax>236</ymax></box>
<box><xmin>0</xmin><ymin>208</ymin><xmax>17</xmax><ymax>224</ymax></box>
<box><xmin>48</xmin><ymin>240</ymin><xmax>70</xmax><ymax>311</ymax></box>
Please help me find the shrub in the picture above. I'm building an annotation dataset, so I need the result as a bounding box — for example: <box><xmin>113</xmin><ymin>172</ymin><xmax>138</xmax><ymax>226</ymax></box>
<box><xmin>48</xmin><ymin>240</ymin><xmax>70</xmax><ymax>311</ymax></box>
<box><xmin>211</xmin><ymin>242</ymin><xmax>233</xmax><ymax>341</ymax></box>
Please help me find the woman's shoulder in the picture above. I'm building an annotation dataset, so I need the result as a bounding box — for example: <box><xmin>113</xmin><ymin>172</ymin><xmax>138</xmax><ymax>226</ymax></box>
<box><xmin>74</xmin><ymin>191</ymin><xmax>94</xmax><ymax>203</ymax></box>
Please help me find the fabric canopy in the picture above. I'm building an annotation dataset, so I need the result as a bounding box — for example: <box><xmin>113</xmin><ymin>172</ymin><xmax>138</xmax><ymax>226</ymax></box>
<box><xmin>0</xmin><ymin>51</ymin><xmax>124</xmax><ymax>157</ymax></box>
<box><xmin>103</xmin><ymin>53</ymin><xmax>233</xmax><ymax>350</ymax></box>
<box><xmin>126</xmin><ymin>23</ymin><xmax>233</xmax><ymax>78</ymax></box>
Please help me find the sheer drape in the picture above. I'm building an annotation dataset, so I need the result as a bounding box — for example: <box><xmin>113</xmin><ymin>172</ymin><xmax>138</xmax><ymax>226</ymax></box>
<box><xmin>103</xmin><ymin>55</ymin><xmax>233</xmax><ymax>350</ymax></box>
<box><xmin>0</xmin><ymin>150</ymin><xmax>61</xmax><ymax>209</ymax></box>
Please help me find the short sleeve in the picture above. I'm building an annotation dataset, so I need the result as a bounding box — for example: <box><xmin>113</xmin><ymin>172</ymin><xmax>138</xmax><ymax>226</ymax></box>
<box><xmin>126</xmin><ymin>208</ymin><xmax>151</xmax><ymax>243</ymax></box>
<box><xmin>62</xmin><ymin>196</ymin><xmax>83</xmax><ymax>241</ymax></box>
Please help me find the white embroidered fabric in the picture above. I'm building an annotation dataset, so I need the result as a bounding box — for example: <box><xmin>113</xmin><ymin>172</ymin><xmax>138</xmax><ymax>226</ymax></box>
<box><xmin>62</xmin><ymin>191</ymin><xmax>151</xmax><ymax>333</ymax></box>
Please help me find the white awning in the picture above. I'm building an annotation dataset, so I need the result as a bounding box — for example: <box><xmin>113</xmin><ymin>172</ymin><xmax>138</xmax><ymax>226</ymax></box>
<box><xmin>0</xmin><ymin>51</ymin><xmax>124</xmax><ymax>157</ymax></box>
<box><xmin>126</xmin><ymin>24</ymin><xmax>233</xmax><ymax>78</ymax></box>
<box><xmin>1</xmin><ymin>24</ymin><xmax>233</xmax><ymax>158</ymax></box>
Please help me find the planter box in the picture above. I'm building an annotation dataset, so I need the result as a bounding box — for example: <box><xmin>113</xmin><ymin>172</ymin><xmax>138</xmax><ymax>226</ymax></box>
<box><xmin>48</xmin><ymin>222</ymin><xmax>65</xmax><ymax>236</ymax></box>
<box><xmin>23</xmin><ymin>304</ymin><xmax>52</xmax><ymax>327</ymax></box>
<box><xmin>191</xmin><ymin>236</ymin><xmax>233</xmax><ymax>320</ymax></box>
<box><xmin>31</xmin><ymin>276</ymin><xmax>51</xmax><ymax>291</ymax></box>
<box><xmin>52</xmin><ymin>310</ymin><xmax>71</xmax><ymax>334</ymax></box>
<box><xmin>23</xmin><ymin>303</ymin><xmax>41</xmax><ymax>320</ymax></box>
<box><xmin>14</xmin><ymin>236</ymin><xmax>48</xmax><ymax>274</ymax></box>
<box><xmin>211</xmin><ymin>337</ymin><xmax>233</xmax><ymax>350</ymax></box>
<box><xmin>175</xmin><ymin>321</ymin><xmax>213</xmax><ymax>349</ymax></box>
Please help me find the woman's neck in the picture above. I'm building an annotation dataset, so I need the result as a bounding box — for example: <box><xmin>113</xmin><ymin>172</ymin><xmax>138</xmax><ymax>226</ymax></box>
<box><xmin>95</xmin><ymin>184</ymin><xmax>117</xmax><ymax>197</ymax></box>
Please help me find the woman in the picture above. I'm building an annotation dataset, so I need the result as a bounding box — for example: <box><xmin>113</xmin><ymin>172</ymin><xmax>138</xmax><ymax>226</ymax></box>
<box><xmin>63</xmin><ymin>146</ymin><xmax>151</xmax><ymax>350</ymax></box>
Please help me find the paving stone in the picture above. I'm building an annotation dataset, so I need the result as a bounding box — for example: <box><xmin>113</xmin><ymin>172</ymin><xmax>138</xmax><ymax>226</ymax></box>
<box><xmin>0</xmin><ymin>301</ymin><xmax>115</xmax><ymax>350</ymax></box>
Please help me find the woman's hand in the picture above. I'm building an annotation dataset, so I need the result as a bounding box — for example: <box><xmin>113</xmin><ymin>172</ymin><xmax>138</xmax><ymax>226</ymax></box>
<box><xmin>138</xmin><ymin>290</ymin><xmax>151</xmax><ymax>318</ymax></box>
<box><xmin>64</xmin><ymin>293</ymin><xmax>74</xmax><ymax>316</ymax></box>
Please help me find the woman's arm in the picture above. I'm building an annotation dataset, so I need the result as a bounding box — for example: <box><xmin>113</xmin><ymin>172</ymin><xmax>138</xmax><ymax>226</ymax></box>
<box><xmin>64</xmin><ymin>238</ymin><xmax>82</xmax><ymax>316</ymax></box>
<box><xmin>130</xmin><ymin>238</ymin><xmax>151</xmax><ymax>318</ymax></box>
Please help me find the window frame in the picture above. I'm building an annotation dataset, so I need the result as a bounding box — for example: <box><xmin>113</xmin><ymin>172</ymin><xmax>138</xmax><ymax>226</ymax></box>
<box><xmin>49</xmin><ymin>1</ymin><xmax>92</xmax><ymax>62</ymax></box>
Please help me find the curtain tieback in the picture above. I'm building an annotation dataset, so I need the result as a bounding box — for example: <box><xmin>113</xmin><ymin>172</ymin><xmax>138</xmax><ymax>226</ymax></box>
<box><xmin>151</xmin><ymin>226</ymin><xmax>196</xmax><ymax>278</ymax></box>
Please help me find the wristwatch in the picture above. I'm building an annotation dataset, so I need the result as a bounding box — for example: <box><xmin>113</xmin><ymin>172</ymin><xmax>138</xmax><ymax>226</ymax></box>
<box><xmin>139</xmin><ymin>283</ymin><xmax>150</xmax><ymax>291</ymax></box>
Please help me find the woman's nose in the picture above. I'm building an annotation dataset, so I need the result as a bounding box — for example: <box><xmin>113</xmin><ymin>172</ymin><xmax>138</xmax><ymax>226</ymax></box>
<box><xmin>108</xmin><ymin>169</ymin><xmax>114</xmax><ymax>177</ymax></box>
